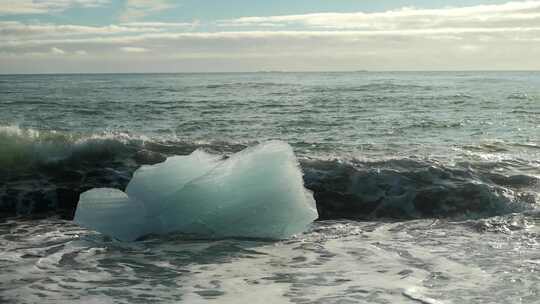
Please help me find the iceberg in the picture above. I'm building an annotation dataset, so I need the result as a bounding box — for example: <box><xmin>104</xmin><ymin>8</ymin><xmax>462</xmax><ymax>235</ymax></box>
<box><xmin>74</xmin><ymin>141</ymin><xmax>318</xmax><ymax>241</ymax></box>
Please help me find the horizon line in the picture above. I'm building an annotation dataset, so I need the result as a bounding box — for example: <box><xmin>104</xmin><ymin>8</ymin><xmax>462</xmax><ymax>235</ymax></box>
<box><xmin>2</xmin><ymin>69</ymin><xmax>540</xmax><ymax>76</ymax></box>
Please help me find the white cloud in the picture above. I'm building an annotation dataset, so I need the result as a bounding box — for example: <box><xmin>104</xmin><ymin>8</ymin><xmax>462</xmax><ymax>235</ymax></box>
<box><xmin>120</xmin><ymin>0</ymin><xmax>176</xmax><ymax>21</ymax></box>
<box><xmin>221</xmin><ymin>1</ymin><xmax>540</xmax><ymax>30</ymax></box>
<box><xmin>0</xmin><ymin>0</ymin><xmax>110</xmax><ymax>15</ymax></box>
<box><xmin>121</xmin><ymin>21</ymin><xmax>197</xmax><ymax>28</ymax></box>
<box><xmin>3</xmin><ymin>28</ymin><xmax>539</xmax><ymax>63</ymax></box>
<box><xmin>50</xmin><ymin>47</ymin><xmax>65</xmax><ymax>54</ymax></box>
<box><xmin>3</xmin><ymin>27</ymin><xmax>540</xmax><ymax>49</ymax></box>
<box><xmin>0</xmin><ymin>20</ymin><xmax>198</xmax><ymax>39</ymax></box>
<box><xmin>0</xmin><ymin>21</ymin><xmax>157</xmax><ymax>37</ymax></box>
<box><xmin>459</xmin><ymin>44</ymin><xmax>482</xmax><ymax>52</ymax></box>
<box><xmin>1</xmin><ymin>1</ymin><xmax>540</xmax><ymax>72</ymax></box>
<box><xmin>120</xmin><ymin>46</ymin><xmax>148</xmax><ymax>53</ymax></box>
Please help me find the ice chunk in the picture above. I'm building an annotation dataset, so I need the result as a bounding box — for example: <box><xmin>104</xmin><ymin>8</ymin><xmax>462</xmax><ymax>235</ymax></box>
<box><xmin>159</xmin><ymin>141</ymin><xmax>318</xmax><ymax>238</ymax></box>
<box><xmin>126</xmin><ymin>150</ymin><xmax>222</xmax><ymax>216</ymax></box>
<box><xmin>73</xmin><ymin>141</ymin><xmax>318</xmax><ymax>241</ymax></box>
<box><xmin>74</xmin><ymin>188</ymin><xmax>150</xmax><ymax>241</ymax></box>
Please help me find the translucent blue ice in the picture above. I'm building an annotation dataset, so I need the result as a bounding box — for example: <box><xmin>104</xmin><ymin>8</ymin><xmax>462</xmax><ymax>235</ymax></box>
<box><xmin>74</xmin><ymin>141</ymin><xmax>318</xmax><ymax>241</ymax></box>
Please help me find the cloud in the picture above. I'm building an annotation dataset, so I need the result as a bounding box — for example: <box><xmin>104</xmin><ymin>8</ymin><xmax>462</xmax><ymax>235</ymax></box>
<box><xmin>120</xmin><ymin>46</ymin><xmax>148</xmax><ymax>53</ymax></box>
<box><xmin>0</xmin><ymin>20</ymin><xmax>198</xmax><ymax>38</ymax></box>
<box><xmin>0</xmin><ymin>21</ymin><xmax>156</xmax><ymax>37</ymax></box>
<box><xmin>459</xmin><ymin>44</ymin><xmax>482</xmax><ymax>52</ymax></box>
<box><xmin>50</xmin><ymin>47</ymin><xmax>65</xmax><ymax>54</ymax></box>
<box><xmin>3</xmin><ymin>28</ymin><xmax>539</xmax><ymax>62</ymax></box>
<box><xmin>1</xmin><ymin>1</ymin><xmax>540</xmax><ymax>72</ymax></box>
<box><xmin>4</xmin><ymin>27</ymin><xmax>540</xmax><ymax>49</ymax></box>
<box><xmin>220</xmin><ymin>1</ymin><xmax>540</xmax><ymax>30</ymax></box>
<box><xmin>0</xmin><ymin>0</ymin><xmax>110</xmax><ymax>15</ymax></box>
<box><xmin>120</xmin><ymin>0</ymin><xmax>176</xmax><ymax>21</ymax></box>
<box><xmin>120</xmin><ymin>21</ymin><xmax>197</xmax><ymax>28</ymax></box>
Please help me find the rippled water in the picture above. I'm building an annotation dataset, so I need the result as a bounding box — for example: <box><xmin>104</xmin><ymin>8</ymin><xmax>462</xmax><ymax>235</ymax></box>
<box><xmin>1</xmin><ymin>72</ymin><xmax>540</xmax><ymax>303</ymax></box>
<box><xmin>1</xmin><ymin>71</ymin><xmax>539</xmax><ymax>159</ymax></box>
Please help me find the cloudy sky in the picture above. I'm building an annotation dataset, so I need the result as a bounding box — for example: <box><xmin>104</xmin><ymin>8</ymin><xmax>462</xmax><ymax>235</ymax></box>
<box><xmin>1</xmin><ymin>0</ymin><xmax>539</xmax><ymax>73</ymax></box>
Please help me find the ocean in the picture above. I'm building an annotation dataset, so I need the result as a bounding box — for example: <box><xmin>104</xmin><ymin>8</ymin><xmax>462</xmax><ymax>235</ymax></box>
<box><xmin>1</xmin><ymin>71</ymin><xmax>539</xmax><ymax>303</ymax></box>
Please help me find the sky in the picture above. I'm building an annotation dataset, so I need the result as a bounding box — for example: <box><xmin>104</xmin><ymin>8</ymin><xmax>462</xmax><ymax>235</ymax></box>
<box><xmin>0</xmin><ymin>0</ymin><xmax>539</xmax><ymax>73</ymax></box>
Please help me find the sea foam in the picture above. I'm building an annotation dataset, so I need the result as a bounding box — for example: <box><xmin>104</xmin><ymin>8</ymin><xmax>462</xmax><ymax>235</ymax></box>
<box><xmin>74</xmin><ymin>141</ymin><xmax>318</xmax><ymax>241</ymax></box>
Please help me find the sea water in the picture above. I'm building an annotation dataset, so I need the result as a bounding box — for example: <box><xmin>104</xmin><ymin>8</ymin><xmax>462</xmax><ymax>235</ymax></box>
<box><xmin>1</xmin><ymin>71</ymin><xmax>539</xmax><ymax>303</ymax></box>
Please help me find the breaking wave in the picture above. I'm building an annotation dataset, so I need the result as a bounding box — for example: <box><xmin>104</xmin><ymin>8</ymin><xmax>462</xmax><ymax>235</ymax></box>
<box><xmin>0</xmin><ymin>126</ymin><xmax>538</xmax><ymax>220</ymax></box>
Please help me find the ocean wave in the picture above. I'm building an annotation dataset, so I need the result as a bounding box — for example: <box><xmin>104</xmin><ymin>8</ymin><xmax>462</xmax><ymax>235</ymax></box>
<box><xmin>203</xmin><ymin>82</ymin><xmax>292</xmax><ymax>90</ymax></box>
<box><xmin>304</xmin><ymin>158</ymin><xmax>537</xmax><ymax>221</ymax></box>
<box><xmin>404</xmin><ymin>120</ymin><xmax>464</xmax><ymax>130</ymax></box>
<box><xmin>0</xmin><ymin>125</ymin><xmax>147</xmax><ymax>169</ymax></box>
<box><xmin>0</xmin><ymin>126</ymin><xmax>538</xmax><ymax>220</ymax></box>
<box><xmin>306</xmin><ymin>83</ymin><xmax>434</xmax><ymax>93</ymax></box>
<box><xmin>507</xmin><ymin>92</ymin><xmax>530</xmax><ymax>100</ymax></box>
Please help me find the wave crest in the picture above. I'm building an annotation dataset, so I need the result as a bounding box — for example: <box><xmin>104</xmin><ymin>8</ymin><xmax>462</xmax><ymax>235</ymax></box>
<box><xmin>0</xmin><ymin>126</ymin><xmax>538</xmax><ymax>220</ymax></box>
<box><xmin>303</xmin><ymin>158</ymin><xmax>537</xmax><ymax>220</ymax></box>
<box><xmin>0</xmin><ymin>125</ymin><xmax>148</xmax><ymax>169</ymax></box>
